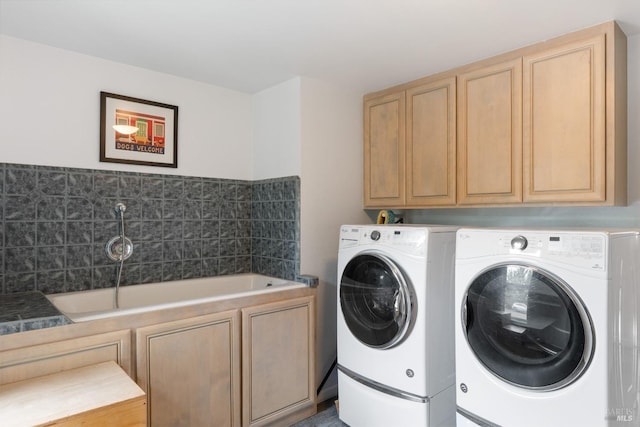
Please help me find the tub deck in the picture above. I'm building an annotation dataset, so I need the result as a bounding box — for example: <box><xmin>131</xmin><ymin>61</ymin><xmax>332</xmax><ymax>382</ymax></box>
<box><xmin>47</xmin><ymin>274</ymin><xmax>306</xmax><ymax>322</ymax></box>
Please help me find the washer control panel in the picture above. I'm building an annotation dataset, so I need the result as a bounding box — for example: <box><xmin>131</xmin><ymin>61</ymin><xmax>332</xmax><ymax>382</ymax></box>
<box><xmin>339</xmin><ymin>225</ymin><xmax>429</xmax><ymax>255</ymax></box>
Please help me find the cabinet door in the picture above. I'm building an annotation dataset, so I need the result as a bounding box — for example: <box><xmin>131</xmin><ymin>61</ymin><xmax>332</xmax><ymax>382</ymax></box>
<box><xmin>364</xmin><ymin>92</ymin><xmax>406</xmax><ymax>207</ymax></box>
<box><xmin>135</xmin><ymin>310</ymin><xmax>240</xmax><ymax>427</ymax></box>
<box><xmin>523</xmin><ymin>35</ymin><xmax>605</xmax><ymax>203</ymax></box>
<box><xmin>406</xmin><ymin>76</ymin><xmax>457</xmax><ymax>206</ymax></box>
<box><xmin>458</xmin><ymin>58</ymin><xmax>523</xmax><ymax>205</ymax></box>
<box><xmin>242</xmin><ymin>296</ymin><xmax>316</xmax><ymax>427</ymax></box>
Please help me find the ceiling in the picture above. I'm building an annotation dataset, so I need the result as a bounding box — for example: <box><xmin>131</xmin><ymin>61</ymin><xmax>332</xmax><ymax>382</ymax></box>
<box><xmin>2</xmin><ymin>0</ymin><xmax>640</xmax><ymax>95</ymax></box>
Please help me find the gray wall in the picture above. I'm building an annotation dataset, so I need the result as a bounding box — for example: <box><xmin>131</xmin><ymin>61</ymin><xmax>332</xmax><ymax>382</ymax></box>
<box><xmin>402</xmin><ymin>205</ymin><xmax>640</xmax><ymax>229</ymax></box>
<box><xmin>0</xmin><ymin>163</ymin><xmax>300</xmax><ymax>295</ymax></box>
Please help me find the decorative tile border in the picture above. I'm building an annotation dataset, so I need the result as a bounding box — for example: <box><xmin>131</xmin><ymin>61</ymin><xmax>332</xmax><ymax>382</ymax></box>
<box><xmin>0</xmin><ymin>163</ymin><xmax>300</xmax><ymax>294</ymax></box>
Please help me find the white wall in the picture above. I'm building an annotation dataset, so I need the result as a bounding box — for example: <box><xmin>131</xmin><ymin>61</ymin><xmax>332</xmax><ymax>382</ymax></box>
<box><xmin>251</xmin><ymin>76</ymin><xmax>369</xmax><ymax>399</ymax></box>
<box><xmin>299</xmin><ymin>77</ymin><xmax>370</xmax><ymax>400</ymax></box>
<box><xmin>0</xmin><ymin>35</ymin><xmax>254</xmax><ymax>180</ymax></box>
<box><xmin>252</xmin><ymin>78</ymin><xmax>302</xmax><ymax>179</ymax></box>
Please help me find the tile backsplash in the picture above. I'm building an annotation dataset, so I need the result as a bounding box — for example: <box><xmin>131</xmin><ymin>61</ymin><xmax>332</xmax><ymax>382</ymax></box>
<box><xmin>0</xmin><ymin>163</ymin><xmax>300</xmax><ymax>295</ymax></box>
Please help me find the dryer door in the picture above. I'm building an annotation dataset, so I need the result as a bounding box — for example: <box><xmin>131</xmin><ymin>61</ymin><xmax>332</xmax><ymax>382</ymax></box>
<box><xmin>462</xmin><ymin>263</ymin><xmax>594</xmax><ymax>390</ymax></box>
<box><xmin>340</xmin><ymin>252</ymin><xmax>414</xmax><ymax>349</ymax></box>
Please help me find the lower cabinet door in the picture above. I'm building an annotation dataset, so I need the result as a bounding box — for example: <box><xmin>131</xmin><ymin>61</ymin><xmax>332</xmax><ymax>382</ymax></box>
<box><xmin>242</xmin><ymin>296</ymin><xmax>316</xmax><ymax>427</ymax></box>
<box><xmin>135</xmin><ymin>310</ymin><xmax>241</xmax><ymax>427</ymax></box>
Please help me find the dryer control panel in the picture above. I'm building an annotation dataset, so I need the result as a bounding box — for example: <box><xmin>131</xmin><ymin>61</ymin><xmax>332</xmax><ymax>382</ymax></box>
<box><xmin>457</xmin><ymin>229</ymin><xmax>608</xmax><ymax>271</ymax></box>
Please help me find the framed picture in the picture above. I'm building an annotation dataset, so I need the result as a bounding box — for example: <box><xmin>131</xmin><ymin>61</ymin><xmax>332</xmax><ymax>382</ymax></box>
<box><xmin>100</xmin><ymin>91</ymin><xmax>178</xmax><ymax>168</ymax></box>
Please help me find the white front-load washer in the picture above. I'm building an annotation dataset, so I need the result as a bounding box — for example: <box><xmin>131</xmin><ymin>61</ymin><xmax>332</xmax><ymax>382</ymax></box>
<box><xmin>337</xmin><ymin>224</ymin><xmax>457</xmax><ymax>427</ymax></box>
<box><xmin>455</xmin><ymin>228</ymin><xmax>640</xmax><ymax>427</ymax></box>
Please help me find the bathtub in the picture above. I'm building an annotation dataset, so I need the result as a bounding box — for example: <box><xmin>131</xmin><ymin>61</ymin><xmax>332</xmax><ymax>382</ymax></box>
<box><xmin>46</xmin><ymin>274</ymin><xmax>307</xmax><ymax>322</ymax></box>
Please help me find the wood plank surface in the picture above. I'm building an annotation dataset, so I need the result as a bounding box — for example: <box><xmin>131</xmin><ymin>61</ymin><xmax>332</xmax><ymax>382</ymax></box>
<box><xmin>0</xmin><ymin>361</ymin><xmax>145</xmax><ymax>426</ymax></box>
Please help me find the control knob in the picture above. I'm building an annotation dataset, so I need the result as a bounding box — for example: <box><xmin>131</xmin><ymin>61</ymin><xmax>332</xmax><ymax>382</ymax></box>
<box><xmin>370</xmin><ymin>230</ymin><xmax>381</xmax><ymax>241</ymax></box>
<box><xmin>511</xmin><ymin>235</ymin><xmax>528</xmax><ymax>250</ymax></box>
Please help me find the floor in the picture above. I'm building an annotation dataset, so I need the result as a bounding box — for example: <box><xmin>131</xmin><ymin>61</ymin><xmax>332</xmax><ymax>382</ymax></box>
<box><xmin>290</xmin><ymin>399</ymin><xmax>347</xmax><ymax>427</ymax></box>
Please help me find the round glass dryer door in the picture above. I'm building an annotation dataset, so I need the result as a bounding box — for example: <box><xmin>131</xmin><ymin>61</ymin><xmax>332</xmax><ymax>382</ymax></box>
<box><xmin>463</xmin><ymin>264</ymin><xmax>594</xmax><ymax>390</ymax></box>
<box><xmin>340</xmin><ymin>252</ymin><xmax>414</xmax><ymax>349</ymax></box>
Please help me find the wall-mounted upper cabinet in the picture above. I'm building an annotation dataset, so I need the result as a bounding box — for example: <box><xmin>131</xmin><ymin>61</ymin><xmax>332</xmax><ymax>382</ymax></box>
<box><xmin>523</xmin><ymin>34</ymin><xmax>611</xmax><ymax>203</ymax></box>
<box><xmin>364</xmin><ymin>21</ymin><xmax>627</xmax><ymax>209</ymax></box>
<box><xmin>406</xmin><ymin>77</ymin><xmax>457</xmax><ymax>206</ymax></box>
<box><xmin>364</xmin><ymin>75</ymin><xmax>456</xmax><ymax>208</ymax></box>
<box><xmin>457</xmin><ymin>58</ymin><xmax>522</xmax><ymax>206</ymax></box>
<box><xmin>364</xmin><ymin>92</ymin><xmax>406</xmax><ymax>207</ymax></box>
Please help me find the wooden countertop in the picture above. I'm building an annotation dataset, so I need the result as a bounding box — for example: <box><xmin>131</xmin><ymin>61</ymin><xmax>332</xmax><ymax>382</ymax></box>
<box><xmin>0</xmin><ymin>361</ymin><xmax>146</xmax><ymax>426</ymax></box>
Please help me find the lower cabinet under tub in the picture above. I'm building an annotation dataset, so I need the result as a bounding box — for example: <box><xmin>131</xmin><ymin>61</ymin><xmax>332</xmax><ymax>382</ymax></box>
<box><xmin>0</xmin><ymin>290</ymin><xmax>317</xmax><ymax>427</ymax></box>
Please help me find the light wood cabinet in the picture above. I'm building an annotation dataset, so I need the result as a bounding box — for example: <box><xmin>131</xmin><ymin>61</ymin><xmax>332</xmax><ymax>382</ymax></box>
<box><xmin>407</xmin><ymin>77</ymin><xmax>457</xmax><ymax>206</ymax></box>
<box><xmin>457</xmin><ymin>58</ymin><xmax>522</xmax><ymax>205</ymax></box>
<box><xmin>364</xmin><ymin>92</ymin><xmax>406</xmax><ymax>206</ymax></box>
<box><xmin>242</xmin><ymin>296</ymin><xmax>316</xmax><ymax>427</ymax></box>
<box><xmin>135</xmin><ymin>310</ymin><xmax>241</xmax><ymax>427</ymax></box>
<box><xmin>521</xmin><ymin>23</ymin><xmax>626</xmax><ymax>205</ymax></box>
<box><xmin>134</xmin><ymin>297</ymin><xmax>316</xmax><ymax>427</ymax></box>
<box><xmin>364</xmin><ymin>20</ymin><xmax>626</xmax><ymax>208</ymax></box>
<box><xmin>364</xmin><ymin>75</ymin><xmax>456</xmax><ymax>208</ymax></box>
<box><xmin>0</xmin><ymin>286</ymin><xmax>317</xmax><ymax>427</ymax></box>
<box><xmin>523</xmin><ymin>34</ymin><xmax>609</xmax><ymax>203</ymax></box>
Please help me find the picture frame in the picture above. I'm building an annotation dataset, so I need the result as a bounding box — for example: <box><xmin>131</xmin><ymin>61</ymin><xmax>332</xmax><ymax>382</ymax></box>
<box><xmin>100</xmin><ymin>91</ymin><xmax>178</xmax><ymax>168</ymax></box>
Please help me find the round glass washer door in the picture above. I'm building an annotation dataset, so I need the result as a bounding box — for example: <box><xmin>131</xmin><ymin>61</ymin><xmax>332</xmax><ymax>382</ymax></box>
<box><xmin>340</xmin><ymin>252</ymin><xmax>415</xmax><ymax>349</ymax></box>
<box><xmin>463</xmin><ymin>263</ymin><xmax>594</xmax><ymax>390</ymax></box>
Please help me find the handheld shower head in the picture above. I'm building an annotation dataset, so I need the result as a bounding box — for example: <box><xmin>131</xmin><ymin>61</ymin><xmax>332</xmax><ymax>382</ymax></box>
<box><xmin>107</xmin><ymin>202</ymin><xmax>132</xmax><ymax>262</ymax></box>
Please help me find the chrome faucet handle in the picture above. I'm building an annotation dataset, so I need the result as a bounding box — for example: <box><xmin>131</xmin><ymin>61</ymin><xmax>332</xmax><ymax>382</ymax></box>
<box><xmin>106</xmin><ymin>236</ymin><xmax>134</xmax><ymax>261</ymax></box>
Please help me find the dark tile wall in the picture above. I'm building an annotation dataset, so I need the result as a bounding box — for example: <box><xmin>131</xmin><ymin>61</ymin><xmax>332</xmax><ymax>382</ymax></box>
<box><xmin>251</xmin><ymin>178</ymin><xmax>300</xmax><ymax>280</ymax></box>
<box><xmin>0</xmin><ymin>163</ymin><xmax>300</xmax><ymax>295</ymax></box>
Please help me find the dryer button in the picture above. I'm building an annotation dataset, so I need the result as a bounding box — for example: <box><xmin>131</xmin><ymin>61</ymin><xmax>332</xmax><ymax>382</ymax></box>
<box><xmin>511</xmin><ymin>235</ymin><xmax>528</xmax><ymax>250</ymax></box>
<box><xmin>371</xmin><ymin>230</ymin><xmax>381</xmax><ymax>241</ymax></box>
<box><xmin>406</xmin><ymin>369</ymin><xmax>414</xmax><ymax>378</ymax></box>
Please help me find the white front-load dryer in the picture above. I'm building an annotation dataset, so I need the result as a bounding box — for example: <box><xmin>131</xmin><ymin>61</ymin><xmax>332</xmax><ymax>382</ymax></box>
<box><xmin>455</xmin><ymin>228</ymin><xmax>640</xmax><ymax>427</ymax></box>
<box><xmin>337</xmin><ymin>224</ymin><xmax>457</xmax><ymax>427</ymax></box>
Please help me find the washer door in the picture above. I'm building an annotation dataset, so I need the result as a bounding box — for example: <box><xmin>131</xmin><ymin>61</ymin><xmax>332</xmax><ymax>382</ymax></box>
<box><xmin>463</xmin><ymin>263</ymin><xmax>594</xmax><ymax>390</ymax></box>
<box><xmin>340</xmin><ymin>252</ymin><xmax>414</xmax><ymax>349</ymax></box>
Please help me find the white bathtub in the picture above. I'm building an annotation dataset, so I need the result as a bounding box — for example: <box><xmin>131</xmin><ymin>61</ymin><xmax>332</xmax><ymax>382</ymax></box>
<box><xmin>46</xmin><ymin>274</ymin><xmax>307</xmax><ymax>322</ymax></box>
